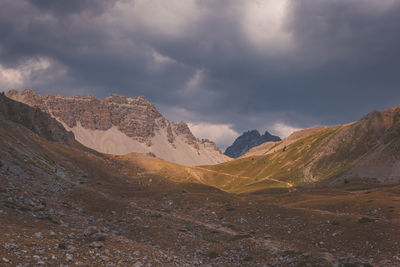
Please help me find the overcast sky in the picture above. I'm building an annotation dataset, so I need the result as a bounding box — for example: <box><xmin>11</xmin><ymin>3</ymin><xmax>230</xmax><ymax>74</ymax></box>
<box><xmin>1</xmin><ymin>0</ymin><xmax>400</xmax><ymax>149</ymax></box>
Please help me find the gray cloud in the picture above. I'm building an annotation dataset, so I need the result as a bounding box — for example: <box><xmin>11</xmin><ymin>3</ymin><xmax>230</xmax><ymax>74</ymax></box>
<box><xmin>1</xmin><ymin>0</ymin><xmax>400</xmax><ymax>147</ymax></box>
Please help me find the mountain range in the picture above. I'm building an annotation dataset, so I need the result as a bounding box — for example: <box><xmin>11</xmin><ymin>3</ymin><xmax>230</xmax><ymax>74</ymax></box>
<box><xmin>5</xmin><ymin>89</ymin><xmax>400</xmax><ymax>189</ymax></box>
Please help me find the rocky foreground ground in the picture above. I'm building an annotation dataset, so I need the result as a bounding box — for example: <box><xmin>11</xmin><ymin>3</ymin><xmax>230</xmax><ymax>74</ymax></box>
<box><xmin>1</xmin><ymin>138</ymin><xmax>400</xmax><ymax>266</ymax></box>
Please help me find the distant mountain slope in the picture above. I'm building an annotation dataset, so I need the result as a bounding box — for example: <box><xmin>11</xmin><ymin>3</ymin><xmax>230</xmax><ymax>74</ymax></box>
<box><xmin>224</xmin><ymin>130</ymin><xmax>281</xmax><ymax>158</ymax></box>
<box><xmin>199</xmin><ymin>105</ymin><xmax>400</xmax><ymax>192</ymax></box>
<box><xmin>242</xmin><ymin>127</ymin><xmax>325</xmax><ymax>158</ymax></box>
<box><xmin>6</xmin><ymin>90</ymin><xmax>228</xmax><ymax>166</ymax></box>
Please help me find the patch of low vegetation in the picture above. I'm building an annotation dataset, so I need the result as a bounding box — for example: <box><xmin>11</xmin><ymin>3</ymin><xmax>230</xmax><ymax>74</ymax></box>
<box><xmin>358</xmin><ymin>217</ymin><xmax>376</xmax><ymax>223</ymax></box>
<box><xmin>283</xmin><ymin>250</ymin><xmax>303</xmax><ymax>256</ymax></box>
<box><xmin>296</xmin><ymin>260</ymin><xmax>313</xmax><ymax>267</ymax></box>
<box><xmin>25</xmin><ymin>243</ymin><xmax>37</xmax><ymax>248</ymax></box>
<box><xmin>225</xmin><ymin>207</ymin><xmax>235</xmax><ymax>212</ymax></box>
<box><xmin>206</xmin><ymin>251</ymin><xmax>219</xmax><ymax>259</ymax></box>
<box><xmin>243</xmin><ymin>256</ymin><xmax>253</xmax><ymax>261</ymax></box>
<box><xmin>330</xmin><ymin>221</ymin><xmax>340</xmax><ymax>226</ymax></box>
<box><xmin>341</xmin><ymin>263</ymin><xmax>372</xmax><ymax>267</ymax></box>
<box><xmin>40</xmin><ymin>216</ymin><xmax>59</xmax><ymax>224</ymax></box>
<box><xmin>346</xmin><ymin>187</ymin><xmax>370</xmax><ymax>192</ymax></box>
<box><xmin>151</xmin><ymin>213</ymin><xmax>162</xmax><ymax>218</ymax></box>
<box><xmin>61</xmin><ymin>202</ymin><xmax>72</xmax><ymax>209</ymax></box>
<box><xmin>202</xmin><ymin>237</ymin><xmax>219</xmax><ymax>243</ymax></box>
<box><xmin>3</xmin><ymin>201</ymin><xmax>31</xmax><ymax>212</ymax></box>
<box><xmin>75</xmin><ymin>237</ymin><xmax>95</xmax><ymax>244</ymax></box>
<box><xmin>229</xmin><ymin>234</ymin><xmax>251</xmax><ymax>241</ymax></box>
<box><xmin>58</xmin><ymin>243</ymin><xmax>67</xmax><ymax>250</ymax></box>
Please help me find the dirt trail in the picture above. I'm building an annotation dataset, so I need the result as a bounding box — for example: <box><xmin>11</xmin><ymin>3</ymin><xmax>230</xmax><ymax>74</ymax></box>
<box><xmin>283</xmin><ymin>205</ymin><xmax>400</xmax><ymax>224</ymax></box>
<box><xmin>129</xmin><ymin>201</ymin><xmax>286</xmax><ymax>252</ymax></box>
<box><xmin>193</xmin><ymin>167</ymin><xmax>293</xmax><ymax>187</ymax></box>
<box><xmin>129</xmin><ymin>201</ymin><xmax>344</xmax><ymax>263</ymax></box>
<box><xmin>185</xmin><ymin>168</ymin><xmax>207</xmax><ymax>184</ymax></box>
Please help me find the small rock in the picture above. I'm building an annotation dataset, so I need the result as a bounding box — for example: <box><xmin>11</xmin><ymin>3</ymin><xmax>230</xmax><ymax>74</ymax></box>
<box><xmin>100</xmin><ymin>255</ymin><xmax>110</xmax><ymax>262</ymax></box>
<box><xmin>34</xmin><ymin>232</ymin><xmax>44</xmax><ymax>239</ymax></box>
<box><xmin>66</xmin><ymin>253</ymin><xmax>74</xmax><ymax>262</ymax></box>
<box><xmin>67</xmin><ymin>245</ymin><xmax>76</xmax><ymax>253</ymax></box>
<box><xmin>33</xmin><ymin>255</ymin><xmax>41</xmax><ymax>260</ymax></box>
<box><xmin>92</xmin><ymin>232</ymin><xmax>107</xmax><ymax>241</ymax></box>
<box><xmin>48</xmin><ymin>230</ymin><xmax>57</xmax><ymax>238</ymax></box>
<box><xmin>84</xmin><ymin>226</ymin><xmax>98</xmax><ymax>237</ymax></box>
<box><xmin>89</xmin><ymin>242</ymin><xmax>104</xmax><ymax>249</ymax></box>
<box><xmin>2</xmin><ymin>257</ymin><xmax>10</xmax><ymax>263</ymax></box>
<box><xmin>4</xmin><ymin>242</ymin><xmax>19</xmax><ymax>251</ymax></box>
<box><xmin>67</xmin><ymin>233</ymin><xmax>76</xmax><ymax>239</ymax></box>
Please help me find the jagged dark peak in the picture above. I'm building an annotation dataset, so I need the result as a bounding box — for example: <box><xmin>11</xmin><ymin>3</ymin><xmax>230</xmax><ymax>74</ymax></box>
<box><xmin>260</xmin><ymin>130</ymin><xmax>281</xmax><ymax>142</ymax></box>
<box><xmin>224</xmin><ymin>129</ymin><xmax>281</xmax><ymax>158</ymax></box>
<box><xmin>243</xmin><ymin>129</ymin><xmax>261</xmax><ymax>137</ymax></box>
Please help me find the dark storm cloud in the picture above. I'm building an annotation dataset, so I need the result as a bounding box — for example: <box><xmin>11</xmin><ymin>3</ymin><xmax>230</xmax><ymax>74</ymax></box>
<box><xmin>1</xmin><ymin>0</ymin><xmax>400</xmax><ymax>145</ymax></box>
<box><xmin>29</xmin><ymin>0</ymin><xmax>115</xmax><ymax>16</ymax></box>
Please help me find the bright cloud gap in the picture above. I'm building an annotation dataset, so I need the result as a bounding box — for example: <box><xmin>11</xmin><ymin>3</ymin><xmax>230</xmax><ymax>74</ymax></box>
<box><xmin>187</xmin><ymin>122</ymin><xmax>239</xmax><ymax>151</ymax></box>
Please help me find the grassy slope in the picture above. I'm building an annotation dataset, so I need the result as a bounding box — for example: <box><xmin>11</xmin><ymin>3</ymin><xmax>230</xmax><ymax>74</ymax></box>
<box><xmin>198</xmin><ymin>107</ymin><xmax>400</xmax><ymax>193</ymax></box>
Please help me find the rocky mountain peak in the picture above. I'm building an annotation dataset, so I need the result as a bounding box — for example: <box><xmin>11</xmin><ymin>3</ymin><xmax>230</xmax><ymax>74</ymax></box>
<box><xmin>6</xmin><ymin>90</ymin><xmax>227</xmax><ymax>166</ymax></box>
<box><xmin>224</xmin><ymin>129</ymin><xmax>281</xmax><ymax>158</ymax></box>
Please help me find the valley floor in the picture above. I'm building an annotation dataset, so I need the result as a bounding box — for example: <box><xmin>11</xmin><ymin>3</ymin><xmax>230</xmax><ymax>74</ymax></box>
<box><xmin>1</xmin><ymin>170</ymin><xmax>400</xmax><ymax>266</ymax></box>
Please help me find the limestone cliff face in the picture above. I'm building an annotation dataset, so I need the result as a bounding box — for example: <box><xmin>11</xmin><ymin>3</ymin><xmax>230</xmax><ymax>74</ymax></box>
<box><xmin>6</xmin><ymin>90</ymin><xmax>228</xmax><ymax>166</ymax></box>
